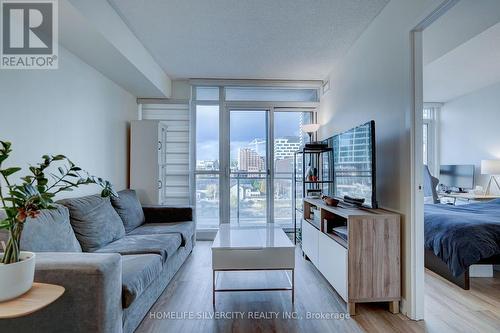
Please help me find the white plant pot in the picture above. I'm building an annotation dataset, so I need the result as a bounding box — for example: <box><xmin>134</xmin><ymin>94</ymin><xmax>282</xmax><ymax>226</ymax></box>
<box><xmin>0</xmin><ymin>251</ymin><xmax>36</xmax><ymax>302</ymax></box>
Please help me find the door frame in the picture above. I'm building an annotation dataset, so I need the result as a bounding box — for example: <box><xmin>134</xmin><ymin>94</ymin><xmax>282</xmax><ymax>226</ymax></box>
<box><xmin>409</xmin><ymin>0</ymin><xmax>460</xmax><ymax>320</ymax></box>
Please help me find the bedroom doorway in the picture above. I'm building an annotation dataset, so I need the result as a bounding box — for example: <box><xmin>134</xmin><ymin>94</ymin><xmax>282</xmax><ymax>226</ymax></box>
<box><xmin>410</xmin><ymin>0</ymin><xmax>460</xmax><ymax>320</ymax></box>
<box><xmin>411</xmin><ymin>0</ymin><xmax>500</xmax><ymax>326</ymax></box>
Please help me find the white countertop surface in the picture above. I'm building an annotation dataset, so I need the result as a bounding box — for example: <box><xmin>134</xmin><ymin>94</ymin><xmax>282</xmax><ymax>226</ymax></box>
<box><xmin>211</xmin><ymin>224</ymin><xmax>294</xmax><ymax>250</ymax></box>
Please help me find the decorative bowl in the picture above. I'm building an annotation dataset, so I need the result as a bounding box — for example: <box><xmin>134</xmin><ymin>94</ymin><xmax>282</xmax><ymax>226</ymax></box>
<box><xmin>322</xmin><ymin>195</ymin><xmax>339</xmax><ymax>207</ymax></box>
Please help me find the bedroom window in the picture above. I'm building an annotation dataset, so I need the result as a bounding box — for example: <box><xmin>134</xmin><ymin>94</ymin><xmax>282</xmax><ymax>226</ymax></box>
<box><xmin>423</xmin><ymin>104</ymin><xmax>440</xmax><ymax>176</ymax></box>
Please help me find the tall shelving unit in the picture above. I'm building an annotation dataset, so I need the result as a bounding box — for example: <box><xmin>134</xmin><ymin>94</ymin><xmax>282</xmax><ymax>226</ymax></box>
<box><xmin>292</xmin><ymin>147</ymin><xmax>333</xmax><ymax>244</ymax></box>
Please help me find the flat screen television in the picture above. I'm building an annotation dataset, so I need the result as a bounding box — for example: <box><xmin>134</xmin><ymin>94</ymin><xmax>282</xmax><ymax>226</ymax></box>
<box><xmin>325</xmin><ymin>121</ymin><xmax>377</xmax><ymax>208</ymax></box>
<box><xmin>439</xmin><ymin>164</ymin><xmax>475</xmax><ymax>191</ymax></box>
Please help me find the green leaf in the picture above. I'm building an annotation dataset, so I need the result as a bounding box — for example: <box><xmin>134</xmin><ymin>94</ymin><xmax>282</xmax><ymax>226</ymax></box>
<box><xmin>21</xmin><ymin>175</ymin><xmax>34</xmax><ymax>183</ymax></box>
<box><xmin>0</xmin><ymin>141</ymin><xmax>12</xmax><ymax>151</ymax></box>
<box><xmin>53</xmin><ymin>155</ymin><xmax>66</xmax><ymax>161</ymax></box>
<box><xmin>0</xmin><ymin>167</ymin><xmax>21</xmax><ymax>177</ymax></box>
<box><xmin>0</xmin><ymin>219</ymin><xmax>12</xmax><ymax>229</ymax></box>
<box><xmin>4</xmin><ymin>207</ymin><xmax>17</xmax><ymax>219</ymax></box>
<box><xmin>29</xmin><ymin>166</ymin><xmax>40</xmax><ymax>176</ymax></box>
<box><xmin>10</xmin><ymin>190</ymin><xmax>26</xmax><ymax>199</ymax></box>
<box><xmin>4</xmin><ymin>198</ymin><xmax>23</xmax><ymax>206</ymax></box>
<box><xmin>62</xmin><ymin>179</ymin><xmax>77</xmax><ymax>186</ymax></box>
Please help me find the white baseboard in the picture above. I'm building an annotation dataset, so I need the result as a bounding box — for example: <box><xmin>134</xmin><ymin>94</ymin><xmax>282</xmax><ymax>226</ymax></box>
<box><xmin>469</xmin><ymin>265</ymin><xmax>493</xmax><ymax>277</ymax></box>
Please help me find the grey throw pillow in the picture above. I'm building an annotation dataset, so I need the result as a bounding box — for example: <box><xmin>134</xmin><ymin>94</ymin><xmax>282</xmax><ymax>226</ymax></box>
<box><xmin>111</xmin><ymin>189</ymin><xmax>145</xmax><ymax>233</ymax></box>
<box><xmin>20</xmin><ymin>204</ymin><xmax>82</xmax><ymax>252</ymax></box>
<box><xmin>58</xmin><ymin>194</ymin><xmax>126</xmax><ymax>252</ymax></box>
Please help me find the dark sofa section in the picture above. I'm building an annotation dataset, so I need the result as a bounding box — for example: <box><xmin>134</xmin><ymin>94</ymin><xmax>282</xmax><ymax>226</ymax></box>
<box><xmin>143</xmin><ymin>205</ymin><xmax>193</xmax><ymax>223</ymax></box>
<box><xmin>0</xmin><ymin>189</ymin><xmax>195</xmax><ymax>333</ymax></box>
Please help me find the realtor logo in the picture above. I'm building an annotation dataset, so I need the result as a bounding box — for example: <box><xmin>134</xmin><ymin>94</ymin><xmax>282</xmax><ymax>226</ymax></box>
<box><xmin>1</xmin><ymin>0</ymin><xmax>58</xmax><ymax>69</ymax></box>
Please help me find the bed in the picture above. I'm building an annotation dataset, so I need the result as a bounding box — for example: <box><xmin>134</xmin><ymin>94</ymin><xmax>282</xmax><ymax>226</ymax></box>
<box><xmin>424</xmin><ymin>199</ymin><xmax>500</xmax><ymax>289</ymax></box>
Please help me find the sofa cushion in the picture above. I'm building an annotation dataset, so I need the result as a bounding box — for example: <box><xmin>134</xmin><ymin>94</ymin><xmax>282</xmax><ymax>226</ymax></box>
<box><xmin>127</xmin><ymin>221</ymin><xmax>195</xmax><ymax>246</ymax></box>
<box><xmin>95</xmin><ymin>234</ymin><xmax>182</xmax><ymax>263</ymax></box>
<box><xmin>19</xmin><ymin>204</ymin><xmax>82</xmax><ymax>252</ymax></box>
<box><xmin>121</xmin><ymin>254</ymin><xmax>162</xmax><ymax>308</ymax></box>
<box><xmin>58</xmin><ymin>194</ymin><xmax>126</xmax><ymax>252</ymax></box>
<box><xmin>111</xmin><ymin>190</ymin><xmax>145</xmax><ymax>233</ymax></box>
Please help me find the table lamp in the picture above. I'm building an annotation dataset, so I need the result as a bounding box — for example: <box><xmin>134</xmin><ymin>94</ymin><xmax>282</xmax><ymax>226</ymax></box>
<box><xmin>302</xmin><ymin>123</ymin><xmax>320</xmax><ymax>143</ymax></box>
<box><xmin>481</xmin><ymin>159</ymin><xmax>500</xmax><ymax>195</ymax></box>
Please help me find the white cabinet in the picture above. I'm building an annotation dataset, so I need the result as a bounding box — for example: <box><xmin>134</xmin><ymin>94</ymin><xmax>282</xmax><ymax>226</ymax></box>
<box><xmin>131</xmin><ymin>120</ymin><xmax>168</xmax><ymax>205</ymax></box>
<box><xmin>302</xmin><ymin>220</ymin><xmax>319</xmax><ymax>266</ymax></box>
<box><xmin>318</xmin><ymin>232</ymin><xmax>348</xmax><ymax>301</ymax></box>
<box><xmin>302</xmin><ymin>198</ymin><xmax>401</xmax><ymax>316</ymax></box>
<box><xmin>303</xmin><ymin>220</ymin><xmax>348</xmax><ymax>302</ymax></box>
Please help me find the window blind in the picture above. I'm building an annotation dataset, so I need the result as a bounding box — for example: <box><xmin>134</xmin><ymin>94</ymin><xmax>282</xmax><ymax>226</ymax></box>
<box><xmin>142</xmin><ymin>103</ymin><xmax>191</xmax><ymax>206</ymax></box>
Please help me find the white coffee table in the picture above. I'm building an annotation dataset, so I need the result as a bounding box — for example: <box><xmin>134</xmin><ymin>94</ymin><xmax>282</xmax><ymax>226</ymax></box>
<box><xmin>211</xmin><ymin>224</ymin><xmax>295</xmax><ymax>305</ymax></box>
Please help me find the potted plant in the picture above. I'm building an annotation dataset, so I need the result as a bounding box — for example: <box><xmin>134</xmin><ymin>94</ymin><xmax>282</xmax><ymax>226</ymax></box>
<box><xmin>0</xmin><ymin>141</ymin><xmax>116</xmax><ymax>302</ymax></box>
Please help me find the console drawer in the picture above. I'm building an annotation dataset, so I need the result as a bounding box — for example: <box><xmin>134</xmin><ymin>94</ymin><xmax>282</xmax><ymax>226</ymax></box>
<box><xmin>318</xmin><ymin>232</ymin><xmax>348</xmax><ymax>301</ymax></box>
<box><xmin>302</xmin><ymin>220</ymin><xmax>319</xmax><ymax>265</ymax></box>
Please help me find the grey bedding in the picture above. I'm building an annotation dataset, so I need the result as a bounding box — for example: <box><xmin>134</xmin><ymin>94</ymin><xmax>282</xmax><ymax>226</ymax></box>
<box><xmin>424</xmin><ymin>199</ymin><xmax>500</xmax><ymax>277</ymax></box>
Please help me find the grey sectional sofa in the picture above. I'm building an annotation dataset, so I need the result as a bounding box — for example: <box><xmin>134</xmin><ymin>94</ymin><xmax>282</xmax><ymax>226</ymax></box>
<box><xmin>0</xmin><ymin>189</ymin><xmax>195</xmax><ymax>333</ymax></box>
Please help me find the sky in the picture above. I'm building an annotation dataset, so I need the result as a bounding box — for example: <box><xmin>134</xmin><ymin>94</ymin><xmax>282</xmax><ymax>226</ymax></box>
<box><xmin>196</xmin><ymin>106</ymin><xmax>310</xmax><ymax>160</ymax></box>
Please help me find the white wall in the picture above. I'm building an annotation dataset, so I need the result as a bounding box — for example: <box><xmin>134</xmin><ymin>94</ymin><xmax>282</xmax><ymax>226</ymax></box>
<box><xmin>136</xmin><ymin>80</ymin><xmax>190</xmax><ymax>106</ymax></box>
<box><xmin>318</xmin><ymin>0</ymin><xmax>442</xmax><ymax>319</ymax></box>
<box><xmin>171</xmin><ymin>80</ymin><xmax>191</xmax><ymax>100</ymax></box>
<box><xmin>440</xmin><ymin>82</ymin><xmax>500</xmax><ymax>194</ymax></box>
<box><xmin>0</xmin><ymin>47</ymin><xmax>137</xmax><ymax>198</ymax></box>
<box><xmin>61</xmin><ymin>0</ymin><xmax>172</xmax><ymax>98</ymax></box>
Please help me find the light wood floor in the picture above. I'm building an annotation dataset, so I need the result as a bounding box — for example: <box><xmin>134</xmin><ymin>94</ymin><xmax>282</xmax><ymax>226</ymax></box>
<box><xmin>424</xmin><ymin>268</ymin><xmax>500</xmax><ymax>333</ymax></box>
<box><xmin>136</xmin><ymin>242</ymin><xmax>500</xmax><ymax>333</ymax></box>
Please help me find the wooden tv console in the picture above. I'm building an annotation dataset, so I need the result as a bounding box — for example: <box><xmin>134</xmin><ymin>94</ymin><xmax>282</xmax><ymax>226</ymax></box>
<box><xmin>302</xmin><ymin>198</ymin><xmax>401</xmax><ymax>315</ymax></box>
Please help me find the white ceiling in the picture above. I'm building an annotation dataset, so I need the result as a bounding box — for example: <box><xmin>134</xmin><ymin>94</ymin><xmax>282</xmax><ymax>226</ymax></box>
<box><xmin>107</xmin><ymin>0</ymin><xmax>388</xmax><ymax>80</ymax></box>
<box><xmin>423</xmin><ymin>0</ymin><xmax>500</xmax><ymax>66</ymax></box>
<box><xmin>424</xmin><ymin>22</ymin><xmax>500</xmax><ymax>103</ymax></box>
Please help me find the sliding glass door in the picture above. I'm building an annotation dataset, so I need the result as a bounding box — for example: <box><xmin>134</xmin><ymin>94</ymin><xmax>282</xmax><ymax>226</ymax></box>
<box><xmin>193</xmin><ymin>85</ymin><xmax>319</xmax><ymax>230</ymax></box>
<box><xmin>225</xmin><ymin>108</ymin><xmax>314</xmax><ymax>227</ymax></box>
<box><xmin>229</xmin><ymin>110</ymin><xmax>269</xmax><ymax>225</ymax></box>
<box><xmin>273</xmin><ymin>111</ymin><xmax>313</xmax><ymax>228</ymax></box>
